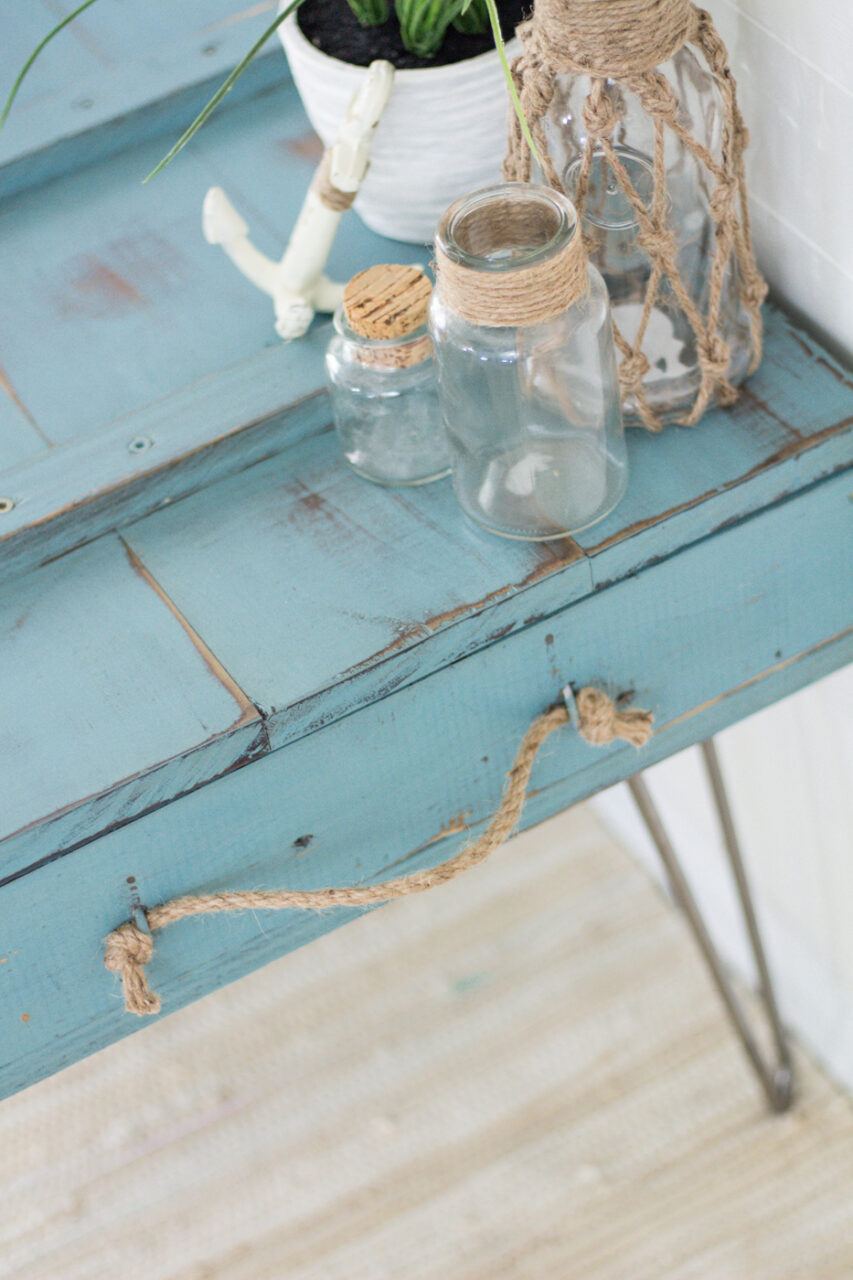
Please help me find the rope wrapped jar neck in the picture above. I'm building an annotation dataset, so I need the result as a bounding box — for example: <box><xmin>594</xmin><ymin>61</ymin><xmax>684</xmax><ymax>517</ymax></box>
<box><xmin>505</xmin><ymin>0</ymin><xmax>768</xmax><ymax>431</ymax></box>
<box><xmin>434</xmin><ymin>182</ymin><xmax>588</xmax><ymax>327</ymax></box>
<box><xmin>525</xmin><ymin>0</ymin><xmax>697</xmax><ymax>77</ymax></box>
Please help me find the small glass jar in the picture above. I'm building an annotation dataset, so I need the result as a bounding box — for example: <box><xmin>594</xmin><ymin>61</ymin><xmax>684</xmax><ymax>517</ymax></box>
<box><xmin>325</xmin><ymin>294</ymin><xmax>450</xmax><ymax>487</ymax></box>
<box><xmin>429</xmin><ymin>182</ymin><xmax>627</xmax><ymax>540</ymax></box>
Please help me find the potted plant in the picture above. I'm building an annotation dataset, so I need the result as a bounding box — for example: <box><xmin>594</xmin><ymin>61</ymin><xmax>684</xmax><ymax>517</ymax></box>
<box><xmin>3</xmin><ymin>0</ymin><xmax>528</xmax><ymax>245</ymax></box>
<box><xmin>280</xmin><ymin>0</ymin><xmax>524</xmax><ymax>242</ymax></box>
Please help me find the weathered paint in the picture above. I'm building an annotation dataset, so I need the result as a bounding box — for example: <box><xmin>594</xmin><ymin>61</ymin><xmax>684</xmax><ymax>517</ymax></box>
<box><xmin>0</xmin><ymin>6</ymin><xmax>851</xmax><ymax>1099</ymax></box>
<box><xmin>0</xmin><ymin>465</ymin><xmax>850</xmax><ymax>1096</ymax></box>
<box><xmin>0</xmin><ymin>2</ymin><xmax>291</xmax><ymax>199</ymax></box>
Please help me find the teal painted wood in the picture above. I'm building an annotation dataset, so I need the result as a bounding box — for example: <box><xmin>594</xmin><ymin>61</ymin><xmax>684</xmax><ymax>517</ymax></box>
<box><xmin>121</xmin><ymin>309</ymin><xmax>853</xmax><ymax>748</ymax></box>
<box><xmin>0</xmin><ymin>384</ymin><xmax>49</xmax><ymax>473</ymax></box>
<box><xmin>0</xmin><ymin>343</ymin><xmax>332</xmax><ymax>588</ymax></box>
<box><xmin>0</xmin><ymin>83</ymin><xmax>425</xmax><ymax>572</ymax></box>
<box><xmin>0</xmin><ymin>536</ymin><xmax>262</xmax><ymax>881</ymax></box>
<box><xmin>0</xmin><ymin>2</ymin><xmax>291</xmax><ymax>199</ymax></box>
<box><xmin>0</xmin><ymin>468</ymin><xmax>850</xmax><ymax>1099</ymax></box>
<box><xmin>1</xmin><ymin>305</ymin><xmax>849</xmax><ymax>879</ymax></box>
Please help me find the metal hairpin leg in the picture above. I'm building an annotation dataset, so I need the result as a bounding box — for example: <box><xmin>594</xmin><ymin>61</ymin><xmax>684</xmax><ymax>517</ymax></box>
<box><xmin>627</xmin><ymin>738</ymin><xmax>794</xmax><ymax>1113</ymax></box>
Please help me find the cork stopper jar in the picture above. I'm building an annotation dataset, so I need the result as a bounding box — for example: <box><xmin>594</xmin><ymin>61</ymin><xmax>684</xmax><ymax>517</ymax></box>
<box><xmin>326</xmin><ymin>264</ymin><xmax>450</xmax><ymax>487</ymax></box>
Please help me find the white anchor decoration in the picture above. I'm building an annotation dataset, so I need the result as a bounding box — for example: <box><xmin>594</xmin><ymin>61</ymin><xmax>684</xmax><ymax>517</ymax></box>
<box><xmin>202</xmin><ymin>60</ymin><xmax>395</xmax><ymax>340</ymax></box>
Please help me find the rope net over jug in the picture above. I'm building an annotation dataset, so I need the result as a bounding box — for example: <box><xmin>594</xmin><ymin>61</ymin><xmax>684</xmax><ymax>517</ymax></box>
<box><xmin>504</xmin><ymin>0</ymin><xmax>768</xmax><ymax>430</ymax></box>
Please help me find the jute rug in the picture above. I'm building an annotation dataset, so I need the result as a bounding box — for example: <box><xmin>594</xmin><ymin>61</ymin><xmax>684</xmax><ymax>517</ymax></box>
<box><xmin>2</xmin><ymin>806</ymin><xmax>852</xmax><ymax>1279</ymax></box>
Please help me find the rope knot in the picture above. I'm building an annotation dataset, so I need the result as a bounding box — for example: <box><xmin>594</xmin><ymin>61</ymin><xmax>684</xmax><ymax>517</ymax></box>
<box><xmin>631</xmin><ymin>70</ymin><xmax>679</xmax><ymax>118</ymax></box>
<box><xmin>575</xmin><ymin>687</ymin><xmax>654</xmax><ymax>748</ymax></box>
<box><xmin>743</xmin><ymin>277</ymin><xmax>769</xmax><ymax>310</ymax></box>
<box><xmin>637</xmin><ymin>224</ymin><xmax>678</xmax><ymax>263</ymax></box>
<box><xmin>103</xmin><ymin>688</ymin><xmax>652</xmax><ymax>1015</ymax></box>
<box><xmin>618</xmin><ymin>350</ymin><xmax>651</xmax><ymax>389</ymax></box>
<box><xmin>104</xmin><ymin>919</ymin><xmax>161</xmax><ymax>1016</ymax></box>
<box><xmin>582</xmin><ymin>82</ymin><xmax>621</xmax><ymax>138</ymax></box>
<box><xmin>698</xmin><ymin>334</ymin><xmax>731</xmax><ymax>380</ymax></box>
<box><xmin>710</xmin><ymin>177</ymin><xmax>738</xmax><ymax>222</ymax></box>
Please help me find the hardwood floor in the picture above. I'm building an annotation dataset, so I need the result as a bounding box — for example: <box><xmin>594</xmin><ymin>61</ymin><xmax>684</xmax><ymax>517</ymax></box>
<box><xmin>2</xmin><ymin>805</ymin><xmax>852</xmax><ymax>1279</ymax></box>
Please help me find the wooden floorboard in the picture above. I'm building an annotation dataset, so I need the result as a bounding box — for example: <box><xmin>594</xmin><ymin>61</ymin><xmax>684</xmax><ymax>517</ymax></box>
<box><xmin>1</xmin><ymin>806</ymin><xmax>852</xmax><ymax>1279</ymax></box>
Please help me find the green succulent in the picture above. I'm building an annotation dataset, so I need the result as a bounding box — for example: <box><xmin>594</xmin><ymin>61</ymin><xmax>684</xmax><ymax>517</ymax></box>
<box><xmin>345</xmin><ymin>0</ymin><xmax>392</xmax><ymax>26</ymax></box>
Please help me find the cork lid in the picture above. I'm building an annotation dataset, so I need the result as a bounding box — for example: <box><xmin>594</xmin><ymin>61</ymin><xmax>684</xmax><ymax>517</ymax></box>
<box><xmin>343</xmin><ymin>264</ymin><xmax>432</xmax><ymax>341</ymax></box>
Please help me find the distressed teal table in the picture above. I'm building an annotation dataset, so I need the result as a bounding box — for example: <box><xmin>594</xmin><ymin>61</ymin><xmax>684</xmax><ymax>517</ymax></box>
<box><xmin>1</xmin><ymin>4</ymin><xmax>851</xmax><ymax>1108</ymax></box>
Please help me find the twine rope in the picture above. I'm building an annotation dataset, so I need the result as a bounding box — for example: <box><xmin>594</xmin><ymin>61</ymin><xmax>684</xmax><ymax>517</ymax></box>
<box><xmin>504</xmin><ymin>0</ymin><xmax>768</xmax><ymax>429</ymax></box>
<box><xmin>434</xmin><ymin>190</ymin><xmax>588</xmax><ymax>327</ymax></box>
<box><xmin>312</xmin><ymin>151</ymin><xmax>357</xmax><ymax>213</ymax></box>
<box><xmin>104</xmin><ymin>687</ymin><xmax>653</xmax><ymax>1016</ymax></box>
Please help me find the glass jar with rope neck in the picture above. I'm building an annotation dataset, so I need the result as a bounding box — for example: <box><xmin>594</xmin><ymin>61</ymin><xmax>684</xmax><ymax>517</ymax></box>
<box><xmin>429</xmin><ymin>183</ymin><xmax>627</xmax><ymax>541</ymax></box>
<box><xmin>506</xmin><ymin>0</ymin><xmax>766</xmax><ymax>429</ymax></box>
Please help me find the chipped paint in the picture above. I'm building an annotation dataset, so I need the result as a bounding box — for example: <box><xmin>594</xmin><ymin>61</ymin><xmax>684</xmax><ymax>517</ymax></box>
<box><xmin>0</xmin><ymin>364</ymin><xmax>51</xmax><ymax>444</ymax></box>
<box><xmin>59</xmin><ymin>257</ymin><xmax>147</xmax><ymax>316</ymax></box>
<box><xmin>283</xmin><ymin>132</ymin><xmax>325</xmax><ymax>163</ymax></box>
<box><xmin>121</xmin><ymin>539</ymin><xmax>259</xmax><ymax>731</ymax></box>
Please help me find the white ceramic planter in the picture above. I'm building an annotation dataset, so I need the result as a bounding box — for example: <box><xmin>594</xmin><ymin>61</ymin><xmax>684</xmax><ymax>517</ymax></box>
<box><xmin>279</xmin><ymin>13</ymin><xmax>518</xmax><ymax>244</ymax></box>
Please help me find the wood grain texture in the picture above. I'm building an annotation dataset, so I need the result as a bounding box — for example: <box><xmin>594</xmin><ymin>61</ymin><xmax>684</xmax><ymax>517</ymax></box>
<box><xmin>0</xmin><ymin>1</ymin><xmax>290</xmax><ymax>199</ymax></box>
<box><xmin>1</xmin><ymin>469</ymin><xmax>850</xmax><ymax>1097</ymax></box>
<box><xmin>3</xmin><ymin>806</ymin><xmax>853</xmax><ymax>1280</ymax></box>
<box><xmin>0</xmin><ymin>536</ymin><xmax>262</xmax><ymax>880</ymax></box>
<box><xmin>0</xmin><ymin>81</ymin><xmax>425</xmax><ymax>572</ymax></box>
<box><xmin>122</xmin><ymin>317</ymin><xmax>853</xmax><ymax>746</ymax></box>
<box><xmin>3</xmin><ymin>40</ymin><xmax>849</xmax><ymax>586</ymax></box>
<box><xmin>1</xmin><ymin>310</ymin><xmax>850</xmax><ymax>877</ymax></box>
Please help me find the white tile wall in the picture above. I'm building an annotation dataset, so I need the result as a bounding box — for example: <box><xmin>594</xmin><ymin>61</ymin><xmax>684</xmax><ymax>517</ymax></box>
<box><xmin>714</xmin><ymin>0</ymin><xmax>853</xmax><ymax>351</ymax></box>
<box><xmin>595</xmin><ymin>0</ymin><xmax>853</xmax><ymax>1090</ymax></box>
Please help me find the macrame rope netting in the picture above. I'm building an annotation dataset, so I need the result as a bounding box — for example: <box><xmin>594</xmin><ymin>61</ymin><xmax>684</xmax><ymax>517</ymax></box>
<box><xmin>504</xmin><ymin>0</ymin><xmax>768</xmax><ymax>431</ymax></box>
<box><xmin>105</xmin><ymin>687</ymin><xmax>653</xmax><ymax>1015</ymax></box>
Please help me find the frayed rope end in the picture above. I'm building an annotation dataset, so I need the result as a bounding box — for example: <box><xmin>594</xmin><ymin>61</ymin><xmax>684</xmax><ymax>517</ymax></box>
<box><xmin>104</xmin><ymin>919</ymin><xmax>161</xmax><ymax>1016</ymax></box>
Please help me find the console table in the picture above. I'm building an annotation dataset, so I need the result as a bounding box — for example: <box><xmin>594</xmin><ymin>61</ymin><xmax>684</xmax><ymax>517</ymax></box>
<box><xmin>1</xmin><ymin>5</ymin><xmax>850</xmax><ymax>1108</ymax></box>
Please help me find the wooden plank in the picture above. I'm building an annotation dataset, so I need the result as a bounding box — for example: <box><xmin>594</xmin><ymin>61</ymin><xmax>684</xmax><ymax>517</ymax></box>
<box><xmin>122</xmin><ymin>424</ymin><xmax>591</xmax><ymax>746</ymax></box>
<box><xmin>0</xmin><ymin>2</ymin><xmax>290</xmax><ymax>199</ymax></box>
<box><xmin>0</xmin><ymin>365</ymin><xmax>49</xmax><ymax>472</ymax></box>
<box><xmin>573</xmin><ymin>307</ymin><xmax>853</xmax><ymax>584</ymax></box>
<box><xmin>0</xmin><ymin>84</ymin><xmax>422</xmax><ymax>444</ymax></box>
<box><xmin>1</xmin><ymin>466</ymin><xmax>849</xmax><ymax>1096</ymax></box>
<box><xmin>121</xmin><ymin>316</ymin><xmax>853</xmax><ymax>749</ymax></box>
<box><xmin>0</xmin><ymin>535</ymin><xmax>263</xmax><ymax>880</ymax></box>
<box><xmin>0</xmin><ymin>344</ymin><xmax>332</xmax><ymax>588</ymax></box>
<box><xmin>0</xmin><ymin>81</ymin><xmax>428</xmax><ymax>577</ymax></box>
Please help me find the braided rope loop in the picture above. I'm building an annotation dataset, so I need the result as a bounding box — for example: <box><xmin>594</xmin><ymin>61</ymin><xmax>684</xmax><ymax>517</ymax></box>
<box><xmin>105</xmin><ymin>688</ymin><xmax>653</xmax><ymax>1015</ymax></box>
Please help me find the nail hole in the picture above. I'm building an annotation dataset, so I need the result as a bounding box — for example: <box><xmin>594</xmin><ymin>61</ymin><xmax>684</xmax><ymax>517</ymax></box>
<box><xmin>0</xmin><ymin>498</ymin><xmax>15</xmax><ymax>514</ymax></box>
<box><xmin>202</xmin><ymin>43</ymin><xmax>218</xmax><ymax>55</ymax></box>
<box><xmin>128</xmin><ymin>436</ymin><xmax>153</xmax><ymax>454</ymax></box>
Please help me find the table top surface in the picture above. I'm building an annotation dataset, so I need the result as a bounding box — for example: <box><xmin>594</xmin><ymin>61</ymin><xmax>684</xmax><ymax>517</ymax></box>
<box><xmin>1</xmin><ymin>4</ymin><xmax>852</xmax><ymax>884</ymax></box>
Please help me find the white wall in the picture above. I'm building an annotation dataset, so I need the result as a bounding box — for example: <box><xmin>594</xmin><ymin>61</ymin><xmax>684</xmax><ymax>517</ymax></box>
<box><xmin>713</xmin><ymin>0</ymin><xmax>853</xmax><ymax>354</ymax></box>
<box><xmin>594</xmin><ymin>0</ymin><xmax>853</xmax><ymax>1091</ymax></box>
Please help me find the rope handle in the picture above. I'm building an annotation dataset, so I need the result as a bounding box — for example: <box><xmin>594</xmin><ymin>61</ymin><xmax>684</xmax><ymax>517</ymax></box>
<box><xmin>105</xmin><ymin>686</ymin><xmax>653</xmax><ymax>1015</ymax></box>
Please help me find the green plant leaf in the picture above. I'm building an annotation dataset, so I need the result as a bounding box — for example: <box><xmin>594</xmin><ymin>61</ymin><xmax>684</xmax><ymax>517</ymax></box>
<box><xmin>1</xmin><ymin>0</ymin><xmax>103</xmax><ymax>130</ymax></box>
<box><xmin>481</xmin><ymin>0</ymin><xmax>542</xmax><ymax>170</ymax></box>
<box><xmin>144</xmin><ymin>0</ymin><xmax>307</xmax><ymax>181</ymax></box>
<box><xmin>346</xmin><ymin>0</ymin><xmax>392</xmax><ymax>26</ymax></box>
<box><xmin>396</xmin><ymin>0</ymin><xmax>469</xmax><ymax>58</ymax></box>
<box><xmin>452</xmin><ymin>0</ymin><xmax>489</xmax><ymax>36</ymax></box>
